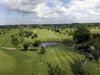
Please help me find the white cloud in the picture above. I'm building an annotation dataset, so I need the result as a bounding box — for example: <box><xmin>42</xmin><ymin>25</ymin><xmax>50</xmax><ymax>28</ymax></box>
<box><xmin>0</xmin><ymin>0</ymin><xmax>100</xmax><ymax>24</ymax></box>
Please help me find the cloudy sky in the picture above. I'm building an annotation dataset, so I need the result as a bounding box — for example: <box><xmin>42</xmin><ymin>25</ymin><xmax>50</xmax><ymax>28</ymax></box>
<box><xmin>0</xmin><ymin>0</ymin><xmax>100</xmax><ymax>25</ymax></box>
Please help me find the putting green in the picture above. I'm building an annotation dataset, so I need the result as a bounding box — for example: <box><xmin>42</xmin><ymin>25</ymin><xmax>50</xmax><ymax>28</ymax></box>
<box><xmin>0</xmin><ymin>50</ymin><xmax>16</xmax><ymax>71</ymax></box>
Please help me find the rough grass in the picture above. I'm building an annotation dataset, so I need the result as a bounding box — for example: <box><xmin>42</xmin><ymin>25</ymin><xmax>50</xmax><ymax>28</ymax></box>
<box><xmin>0</xmin><ymin>29</ymin><xmax>18</xmax><ymax>47</ymax></box>
<box><xmin>83</xmin><ymin>60</ymin><xmax>100</xmax><ymax>75</ymax></box>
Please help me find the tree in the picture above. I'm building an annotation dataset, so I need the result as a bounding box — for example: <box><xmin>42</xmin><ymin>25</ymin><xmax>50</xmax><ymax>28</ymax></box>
<box><xmin>11</xmin><ymin>35</ymin><xmax>19</xmax><ymax>47</ymax></box>
<box><xmin>47</xmin><ymin>63</ymin><xmax>66</xmax><ymax>75</ymax></box>
<box><xmin>24</xmin><ymin>31</ymin><xmax>33</xmax><ymax>37</ymax></box>
<box><xmin>31</xmin><ymin>33</ymin><xmax>38</xmax><ymax>39</ymax></box>
<box><xmin>70</xmin><ymin>60</ymin><xmax>89</xmax><ymax>75</ymax></box>
<box><xmin>23</xmin><ymin>43</ymin><xmax>30</xmax><ymax>51</ymax></box>
<box><xmin>73</xmin><ymin>26</ymin><xmax>90</xmax><ymax>43</ymax></box>
<box><xmin>34</xmin><ymin>33</ymin><xmax>38</xmax><ymax>38</ymax></box>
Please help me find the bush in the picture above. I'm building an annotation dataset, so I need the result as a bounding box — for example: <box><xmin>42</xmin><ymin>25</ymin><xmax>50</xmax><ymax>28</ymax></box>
<box><xmin>11</xmin><ymin>35</ymin><xmax>19</xmax><ymax>46</ymax></box>
<box><xmin>54</xmin><ymin>29</ymin><xmax>60</xmax><ymax>33</ymax></box>
<box><xmin>38</xmin><ymin>46</ymin><xmax>45</xmax><ymax>54</ymax></box>
<box><xmin>47</xmin><ymin>63</ymin><xmax>66</xmax><ymax>75</ymax></box>
<box><xmin>33</xmin><ymin>40</ymin><xmax>41</xmax><ymax>47</ymax></box>
<box><xmin>70</xmin><ymin>60</ymin><xmax>89</xmax><ymax>75</ymax></box>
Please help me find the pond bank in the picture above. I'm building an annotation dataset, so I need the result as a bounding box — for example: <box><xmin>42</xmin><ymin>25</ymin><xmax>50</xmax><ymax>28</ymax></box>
<box><xmin>39</xmin><ymin>40</ymin><xmax>75</xmax><ymax>47</ymax></box>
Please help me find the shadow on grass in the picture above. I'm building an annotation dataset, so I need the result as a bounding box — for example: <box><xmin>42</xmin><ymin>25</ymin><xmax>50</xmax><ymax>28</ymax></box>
<box><xmin>20</xmin><ymin>48</ymin><xmax>37</xmax><ymax>51</ymax></box>
<box><xmin>29</xmin><ymin>48</ymin><xmax>37</xmax><ymax>51</ymax></box>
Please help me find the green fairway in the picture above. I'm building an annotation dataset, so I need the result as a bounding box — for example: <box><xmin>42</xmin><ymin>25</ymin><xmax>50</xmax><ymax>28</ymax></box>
<box><xmin>24</xmin><ymin>28</ymin><xmax>72</xmax><ymax>43</ymax></box>
<box><xmin>32</xmin><ymin>28</ymin><xmax>72</xmax><ymax>41</ymax></box>
<box><xmin>0</xmin><ymin>50</ymin><xmax>16</xmax><ymax>71</ymax></box>
<box><xmin>0</xmin><ymin>49</ymin><xmax>33</xmax><ymax>75</ymax></box>
<box><xmin>0</xmin><ymin>44</ymin><xmax>84</xmax><ymax>75</ymax></box>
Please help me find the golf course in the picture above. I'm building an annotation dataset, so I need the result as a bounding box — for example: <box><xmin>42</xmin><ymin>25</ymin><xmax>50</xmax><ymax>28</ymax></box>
<box><xmin>0</xmin><ymin>0</ymin><xmax>100</xmax><ymax>75</ymax></box>
<box><xmin>0</xmin><ymin>24</ymin><xmax>100</xmax><ymax>75</ymax></box>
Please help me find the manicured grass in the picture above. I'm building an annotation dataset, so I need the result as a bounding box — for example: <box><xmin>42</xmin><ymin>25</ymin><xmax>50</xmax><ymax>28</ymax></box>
<box><xmin>0</xmin><ymin>50</ymin><xmax>16</xmax><ymax>72</ymax></box>
<box><xmin>0</xmin><ymin>49</ymin><xmax>33</xmax><ymax>75</ymax></box>
<box><xmin>0</xmin><ymin>28</ymin><xmax>100</xmax><ymax>75</ymax></box>
<box><xmin>31</xmin><ymin>28</ymin><xmax>72</xmax><ymax>42</ymax></box>
<box><xmin>0</xmin><ymin>44</ymin><xmax>84</xmax><ymax>75</ymax></box>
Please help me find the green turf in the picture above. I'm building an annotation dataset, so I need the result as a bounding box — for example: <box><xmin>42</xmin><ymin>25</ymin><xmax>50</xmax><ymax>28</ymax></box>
<box><xmin>0</xmin><ymin>28</ymin><xmax>100</xmax><ymax>75</ymax></box>
<box><xmin>0</xmin><ymin>44</ymin><xmax>85</xmax><ymax>75</ymax></box>
<box><xmin>0</xmin><ymin>50</ymin><xmax>16</xmax><ymax>72</ymax></box>
<box><xmin>31</xmin><ymin>28</ymin><xmax>72</xmax><ymax>42</ymax></box>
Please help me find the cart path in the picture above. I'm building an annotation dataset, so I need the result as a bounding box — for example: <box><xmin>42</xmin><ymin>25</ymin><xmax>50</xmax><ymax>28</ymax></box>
<box><xmin>1</xmin><ymin>47</ymin><xmax>16</xmax><ymax>50</ymax></box>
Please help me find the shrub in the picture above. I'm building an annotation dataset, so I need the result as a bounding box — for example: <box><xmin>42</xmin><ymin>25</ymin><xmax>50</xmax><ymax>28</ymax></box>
<box><xmin>38</xmin><ymin>46</ymin><xmax>45</xmax><ymax>54</ymax></box>
<box><xmin>33</xmin><ymin>40</ymin><xmax>41</xmax><ymax>47</ymax></box>
<box><xmin>11</xmin><ymin>35</ymin><xmax>19</xmax><ymax>46</ymax></box>
<box><xmin>23</xmin><ymin>43</ymin><xmax>30</xmax><ymax>51</ymax></box>
<box><xmin>34</xmin><ymin>33</ymin><xmax>38</xmax><ymax>38</ymax></box>
<box><xmin>47</xmin><ymin>63</ymin><xmax>66</xmax><ymax>75</ymax></box>
<box><xmin>70</xmin><ymin>60</ymin><xmax>89</xmax><ymax>75</ymax></box>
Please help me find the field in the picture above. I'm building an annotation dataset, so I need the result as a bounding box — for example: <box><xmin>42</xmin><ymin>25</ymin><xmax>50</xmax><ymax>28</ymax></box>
<box><xmin>0</xmin><ymin>26</ymin><xmax>100</xmax><ymax>75</ymax></box>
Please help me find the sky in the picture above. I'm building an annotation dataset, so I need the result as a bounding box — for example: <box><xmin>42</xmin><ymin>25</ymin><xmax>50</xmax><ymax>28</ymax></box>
<box><xmin>0</xmin><ymin>0</ymin><xmax>100</xmax><ymax>25</ymax></box>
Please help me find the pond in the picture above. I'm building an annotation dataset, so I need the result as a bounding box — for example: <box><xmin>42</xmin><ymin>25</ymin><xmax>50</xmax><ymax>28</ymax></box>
<box><xmin>33</xmin><ymin>40</ymin><xmax>74</xmax><ymax>48</ymax></box>
<box><xmin>40</xmin><ymin>42</ymin><xmax>59</xmax><ymax>47</ymax></box>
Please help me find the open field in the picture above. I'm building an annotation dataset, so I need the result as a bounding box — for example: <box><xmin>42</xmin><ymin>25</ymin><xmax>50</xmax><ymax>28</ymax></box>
<box><xmin>0</xmin><ymin>26</ymin><xmax>100</xmax><ymax>75</ymax></box>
